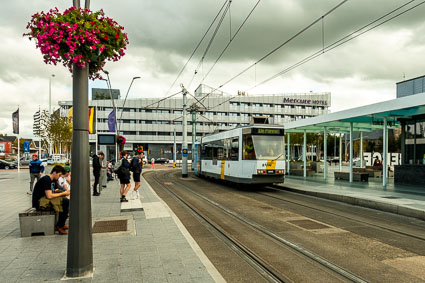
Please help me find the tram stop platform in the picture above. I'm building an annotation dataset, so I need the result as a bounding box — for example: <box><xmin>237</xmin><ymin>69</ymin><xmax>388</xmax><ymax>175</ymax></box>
<box><xmin>0</xmin><ymin>169</ymin><xmax>224</xmax><ymax>282</ymax></box>
<box><xmin>279</xmin><ymin>168</ymin><xmax>425</xmax><ymax>221</ymax></box>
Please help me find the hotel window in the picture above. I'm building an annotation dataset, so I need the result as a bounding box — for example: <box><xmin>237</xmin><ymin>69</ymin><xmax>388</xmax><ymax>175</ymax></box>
<box><xmin>230</xmin><ymin>102</ymin><xmax>239</xmax><ymax>107</ymax></box>
<box><xmin>240</xmin><ymin>102</ymin><xmax>249</xmax><ymax>108</ymax></box>
<box><xmin>174</xmin><ymin>110</ymin><xmax>182</xmax><ymax>114</ymax></box>
<box><xmin>230</xmin><ymin>113</ymin><xmax>238</xmax><ymax>116</ymax></box>
<box><xmin>263</xmin><ymin>104</ymin><xmax>271</xmax><ymax>108</ymax></box>
<box><xmin>253</xmin><ymin>103</ymin><xmax>261</xmax><ymax>108</ymax></box>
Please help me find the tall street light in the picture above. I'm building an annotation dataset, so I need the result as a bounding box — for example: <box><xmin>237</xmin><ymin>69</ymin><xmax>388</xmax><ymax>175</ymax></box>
<box><xmin>118</xmin><ymin>76</ymin><xmax>141</xmax><ymax>132</ymax></box>
<box><xmin>66</xmin><ymin>0</ymin><xmax>92</xmax><ymax>278</ymax></box>
<box><xmin>48</xmin><ymin>74</ymin><xmax>55</xmax><ymax>155</ymax></box>
<box><xmin>102</xmin><ymin>71</ymin><xmax>119</xmax><ymax>162</ymax></box>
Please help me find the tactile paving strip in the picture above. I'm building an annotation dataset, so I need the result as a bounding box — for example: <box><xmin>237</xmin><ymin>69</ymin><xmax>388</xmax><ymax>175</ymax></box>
<box><xmin>92</xmin><ymin>219</ymin><xmax>127</xmax><ymax>233</ymax></box>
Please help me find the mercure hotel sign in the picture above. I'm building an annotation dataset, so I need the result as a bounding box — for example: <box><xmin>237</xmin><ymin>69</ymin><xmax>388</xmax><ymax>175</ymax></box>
<box><xmin>283</xmin><ymin>97</ymin><xmax>328</xmax><ymax>106</ymax></box>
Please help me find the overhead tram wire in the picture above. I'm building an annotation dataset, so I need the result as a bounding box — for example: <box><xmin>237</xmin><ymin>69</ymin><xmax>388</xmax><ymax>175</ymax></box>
<box><xmin>201</xmin><ymin>0</ymin><xmax>421</xmax><ymax>112</ymax></box>
<box><xmin>187</xmin><ymin>1</ymin><xmax>232</xmax><ymax>89</ymax></box>
<box><xmin>142</xmin><ymin>90</ymin><xmax>182</xmax><ymax>109</ymax></box>
<box><xmin>198</xmin><ymin>0</ymin><xmax>348</xmax><ymax>103</ymax></box>
<box><xmin>200</xmin><ymin>0</ymin><xmax>262</xmax><ymax>85</ymax></box>
<box><xmin>248</xmin><ymin>0</ymin><xmax>423</xmax><ymax>90</ymax></box>
<box><xmin>163</xmin><ymin>0</ymin><xmax>229</xmax><ymax>97</ymax></box>
<box><xmin>156</xmin><ymin>0</ymin><xmax>424</xmax><ymax>129</ymax></box>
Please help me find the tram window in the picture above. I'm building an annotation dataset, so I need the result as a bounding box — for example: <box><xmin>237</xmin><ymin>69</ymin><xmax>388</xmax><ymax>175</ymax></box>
<box><xmin>243</xmin><ymin>135</ymin><xmax>256</xmax><ymax>160</ymax></box>
<box><xmin>251</xmin><ymin>135</ymin><xmax>284</xmax><ymax>160</ymax></box>
<box><xmin>231</xmin><ymin>138</ymin><xmax>239</xmax><ymax>160</ymax></box>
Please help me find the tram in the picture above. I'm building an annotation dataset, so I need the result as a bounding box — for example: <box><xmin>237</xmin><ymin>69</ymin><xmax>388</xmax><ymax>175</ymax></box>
<box><xmin>195</xmin><ymin>124</ymin><xmax>286</xmax><ymax>185</ymax></box>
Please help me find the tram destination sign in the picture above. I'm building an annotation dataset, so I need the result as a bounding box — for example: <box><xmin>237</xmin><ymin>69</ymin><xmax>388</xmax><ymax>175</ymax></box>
<box><xmin>252</xmin><ymin>128</ymin><xmax>284</xmax><ymax>135</ymax></box>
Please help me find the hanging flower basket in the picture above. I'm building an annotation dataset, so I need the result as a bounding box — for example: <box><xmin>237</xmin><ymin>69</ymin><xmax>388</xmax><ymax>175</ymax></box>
<box><xmin>23</xmin><ymin>7</ymin><xmax>129</xmax><ymax>80</ymax></box>
<box><xmin>117</xmin><ymin>135</ymin><xmax>126</xmax><ymax>151</ymax></box>
<box><xmin>117</xmin><ymin>135</ymin><xmax>126</xmax><ymax>145</ymax></box>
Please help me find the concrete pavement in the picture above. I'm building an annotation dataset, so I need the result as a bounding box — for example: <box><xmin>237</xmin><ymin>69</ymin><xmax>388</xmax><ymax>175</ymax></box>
<box><xmin>0</xmin><ymin>168</ymin><xmax>223</xmax><ymax>282</ymax></box>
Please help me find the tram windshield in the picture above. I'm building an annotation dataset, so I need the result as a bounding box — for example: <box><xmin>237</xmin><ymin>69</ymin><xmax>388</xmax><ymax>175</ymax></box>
<box><xmin>243</xmin><ymin>135</ymin><xmax>284</xmax><ymax>160</ymax></box>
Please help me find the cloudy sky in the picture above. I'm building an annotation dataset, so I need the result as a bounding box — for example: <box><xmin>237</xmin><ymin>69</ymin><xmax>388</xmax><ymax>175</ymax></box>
<box><xmin>1</xmin><ymin>0</ymin><xmax>425</xmax><ymax>137</ymax></box>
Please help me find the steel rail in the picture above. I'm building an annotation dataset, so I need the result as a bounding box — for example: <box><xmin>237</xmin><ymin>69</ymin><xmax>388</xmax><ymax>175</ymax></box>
<box><xmin>264</xmin><ymin>186</ymin><xmax>425</xmax><ymax>242</ymax></box>
<box><xmin>147</xmin><ymin>171</ymin><xmax>287</xmax><ymax>283</ymax></box>
<box><xmin>160</xmin><ymin>171</ymin><xmax>368</xmax><ymax>283</ymax></box>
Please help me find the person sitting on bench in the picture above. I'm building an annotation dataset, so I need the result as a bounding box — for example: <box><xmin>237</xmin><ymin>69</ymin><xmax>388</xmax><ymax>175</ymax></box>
<box><xmin>32</xmin><ymin>165</ymin><xmax>70</xmax><ymax>235</ymax></box>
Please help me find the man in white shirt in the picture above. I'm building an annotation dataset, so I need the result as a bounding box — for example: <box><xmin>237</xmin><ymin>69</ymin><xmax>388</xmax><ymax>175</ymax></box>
<box><xmin>57</xmin><ymin>166</ymin><xmax>71</xmax><ymax>198</ymax></box>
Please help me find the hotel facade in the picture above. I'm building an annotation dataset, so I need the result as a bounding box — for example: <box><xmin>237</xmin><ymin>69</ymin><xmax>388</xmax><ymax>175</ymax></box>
<box><xmin>59</xmin><ymin>85</ymin><xmax>331</xmax><ymax>160</ymax></box>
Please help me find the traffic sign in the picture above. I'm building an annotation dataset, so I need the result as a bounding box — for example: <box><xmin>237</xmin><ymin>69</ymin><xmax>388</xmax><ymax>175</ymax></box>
<box><xmin>24</xmin><ymin>141</ymin><xmax>30</xmax><ymax>153</ymax></box>
<box><xmin>182</xmin><ymin>148</ymin><xmax>188</xmax><ymax>157</ymax></box>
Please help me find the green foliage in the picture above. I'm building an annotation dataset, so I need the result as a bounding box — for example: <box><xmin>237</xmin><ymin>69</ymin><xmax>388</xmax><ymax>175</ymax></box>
<box><xmin>40</xmin><ymin>110</ymin><xmax>72</xmax><ymax>154</ymax></box>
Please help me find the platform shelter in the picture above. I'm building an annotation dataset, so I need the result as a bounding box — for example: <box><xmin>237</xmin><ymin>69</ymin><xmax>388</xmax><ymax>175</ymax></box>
<box><xmin>283</xmin><ymin>92</ymin><xmax>425</xmax><ymax>187</ymax></box>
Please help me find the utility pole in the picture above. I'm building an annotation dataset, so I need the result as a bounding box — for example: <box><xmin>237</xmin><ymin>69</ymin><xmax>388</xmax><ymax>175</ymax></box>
<box><xmin>190</xmin><ymin>106</ymin><xmax>200</xmax><ymax>170</ymax></box>
<box><xmin>181</xmin><ymin>85</ymin><xmax>188</xmax><ymax>178</ymax></box>
<box><xmin>173</xmin><ymin>127</ymin><xmax>176</xmax><ymax>168</ymax></box>
<box><xmin>67</xmin><ymin>0</ymin><xmax>93</xmax><ymax>278</ymax></box>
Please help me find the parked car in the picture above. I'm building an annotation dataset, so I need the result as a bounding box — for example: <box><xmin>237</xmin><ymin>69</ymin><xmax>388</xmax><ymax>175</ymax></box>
<box><xmin>0</xmin><ymin>160</ymin><xmax>17</xmax><ymax>170</ymax></box>
<box><xmin>20</xmin><ymin>157</ymin><xmax>32</xmax><ymax>166</ymax></box>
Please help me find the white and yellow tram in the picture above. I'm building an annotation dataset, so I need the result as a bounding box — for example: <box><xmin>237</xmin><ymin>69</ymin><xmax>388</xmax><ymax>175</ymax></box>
<box><xmin>195</xmin><ymin>125</ymin><xmax>286</xmax><ymax>184</ymax></box>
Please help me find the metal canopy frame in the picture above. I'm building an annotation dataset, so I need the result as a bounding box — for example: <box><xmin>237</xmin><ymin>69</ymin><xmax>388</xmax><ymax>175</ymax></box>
<box><xmin>283</xmin><ymin>92</ymin><xmax>425</xmax><ymax>186</ymax></box>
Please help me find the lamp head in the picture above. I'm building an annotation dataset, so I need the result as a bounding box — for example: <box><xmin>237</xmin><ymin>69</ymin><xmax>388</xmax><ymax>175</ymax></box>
<box><xmin>133</xmin><ymin>76</ymin><xmax>141</xmax><ymax>80</ymax></box>
<box><xmin>103</xmin><ymin>70</ymin><xmax>109</xmax><ymax>75</ymax></box>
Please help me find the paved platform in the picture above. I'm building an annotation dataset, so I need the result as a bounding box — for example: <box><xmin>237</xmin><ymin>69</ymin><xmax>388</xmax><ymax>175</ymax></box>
<box><xmin>0</xmin><ymin>169</ymin><xmax>224</xmax><ymax>282</ymax></box>
<box><xmin>280</xmin><ymin>172</ymin><xmax>425</xmax><ymax>221</ymax></box>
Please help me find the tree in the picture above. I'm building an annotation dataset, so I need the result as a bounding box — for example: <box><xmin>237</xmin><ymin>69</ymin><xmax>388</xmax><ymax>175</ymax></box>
<box><xmin>40</xmin><ymin>110</ymin><xmax>72</xmax><ymax>155</ymax></box>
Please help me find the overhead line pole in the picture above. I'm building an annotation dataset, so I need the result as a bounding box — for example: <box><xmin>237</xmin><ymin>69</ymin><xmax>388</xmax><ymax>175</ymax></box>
<box><xmin>181</xmin><ymin>85</ymin><xmax>188</xmax><ymax>178</ymax></box>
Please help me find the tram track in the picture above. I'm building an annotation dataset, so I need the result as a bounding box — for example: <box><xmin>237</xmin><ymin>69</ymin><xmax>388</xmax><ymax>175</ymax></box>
<box><xmin>147</xmin><ymin>170</ymin><xmax>368</xmax><ymax>283</ymax></box>
<box><xmin>147</xmin><ymin>171</ymin><xmax>287</xmax><ymax>283</ymax></box>
<box><xmin>264</xmin><ymin>185</ymin><xmax>425</xmax><ymax>242</ymax></box>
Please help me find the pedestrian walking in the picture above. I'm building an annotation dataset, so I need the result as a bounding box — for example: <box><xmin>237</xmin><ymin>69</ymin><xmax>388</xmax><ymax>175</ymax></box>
<box><xmin>130</xmin><ymin>150</ymin><xmax>143</xmax><ymax>199</ymax></box>
<box><xmin>150</xmin><ymin>157</ymin><xmax>155</xmax><ymax>169</ymax></box>
<box><xmin>92</xmin><ymin>151</ymin><xmax>104</xmax><ymax>196</ymax></box>
<box><xmin>118</xmin><ymin>150</ymin><xmax>131</xmax><ymax>202</ymax></box>
<box><xmin>28</xmin><ymin>154</ymin><xmax>44</xmax><ymax>195</ymax></box>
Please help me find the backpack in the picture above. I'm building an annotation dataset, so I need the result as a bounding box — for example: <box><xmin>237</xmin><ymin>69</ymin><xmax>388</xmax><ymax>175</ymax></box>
<box><xmin>130</xmin><ymin>157</ymin><xmax>138</xmax><ymax>172</ymax></box>
<box><xmin>113</xmin><ymin>159</ymin><xmax>122</xmax><ymax>174</ymax></box>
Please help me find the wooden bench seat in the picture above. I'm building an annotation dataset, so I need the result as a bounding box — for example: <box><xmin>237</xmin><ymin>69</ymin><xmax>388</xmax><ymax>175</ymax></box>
<box><xmin>334</xmin><ymin>171</ymin><xmax>369</xmax><ymax>182</ymax></box>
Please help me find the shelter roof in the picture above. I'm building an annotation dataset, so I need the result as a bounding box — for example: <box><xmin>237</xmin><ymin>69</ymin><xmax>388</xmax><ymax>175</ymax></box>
<box><xmin>283</xmin><ymin>92</ymin><xmax>425</xmax><ymax>133</ymax></box>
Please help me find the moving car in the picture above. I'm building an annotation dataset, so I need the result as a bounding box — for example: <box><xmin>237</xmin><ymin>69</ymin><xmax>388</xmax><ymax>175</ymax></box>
<box><xmin>154</xmin><ymin>157</ymin><xmax>169</xmax><ymax>164</ymax></box>
<box><xmin>0</xmin><ymin>160</ymin><xmax>17</xmax><ymax>170</ymax></box>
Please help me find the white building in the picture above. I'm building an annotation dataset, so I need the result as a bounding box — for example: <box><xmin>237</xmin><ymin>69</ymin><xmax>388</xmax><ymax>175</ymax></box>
<box><xmin>59</xmin><ymin>84</ymin><xmax>331</xmax><ymax>160</ymax></box>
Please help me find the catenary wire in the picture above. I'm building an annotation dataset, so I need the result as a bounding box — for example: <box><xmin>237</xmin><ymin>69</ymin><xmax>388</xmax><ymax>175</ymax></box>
<box><xmin>199</xmin><ymin>0</ymin><xmax>262</xmax><ymax>85</ymax></box>
<box><xmin>163</xmin><ymin>0</ymin><xmax>229</xmax><ymax>97</ymax></box>
<box><xmin>205</xmin><ymin>0</ymin><xmax>423</xmax><ymax>111</ymax></box>
<box><xmin>249</xmin><ymin>0</ymin><xmax>423</xmax><ymax>90</ymax></box>
<box><xmin>187</xmin><ymin>1</ymin><xmax>232</xmax><ymax>89</ymax></box>
<box><xmin>198</xmin><ymin>0</ymin><xmax>348</xmax><ymax>103</ymax></box>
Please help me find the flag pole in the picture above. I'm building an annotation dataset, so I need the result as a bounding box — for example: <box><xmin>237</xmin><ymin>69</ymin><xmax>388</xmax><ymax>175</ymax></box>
<box><xmin>95</xmin><ymin>106</ymin><xmax>98</xmax><ymax>153</ymax></box>
<box><xmin>38</xmin><ymin>106</ymin><xmax>41</xmax><ymax>158</ymax></box>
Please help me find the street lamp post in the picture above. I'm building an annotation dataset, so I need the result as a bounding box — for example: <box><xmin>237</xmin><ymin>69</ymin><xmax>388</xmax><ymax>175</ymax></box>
<box><xmin>66</xmin><ymin>0</ymin><xmax>93</xmax><ymax>278</ymax></box>
<box><xmin>102</xmin><ymin>71</ymin><xmax>118</xmax><ymax>162</ymax></box>
<box><xmin>118</xmin><ymin>76</ymin><xmax>141</xmax><ymax>133</ymax></box>
<box><xmin>48</xmin><ymin>74</ymin><xmax>55</xmax><ymax>155</ymax></box>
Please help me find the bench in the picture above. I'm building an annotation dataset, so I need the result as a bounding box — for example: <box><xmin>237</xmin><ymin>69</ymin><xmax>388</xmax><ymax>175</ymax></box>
<box><xmin>19</xmin><ymin>208</ymin><xmax>56</xmax><ymax>237</ymax></box>
<box><xmin>334</xmin><ymin>172</ymin><xmax>369</xmax><ymax>182</ymax></box>
<box><xmin>290</xmin><ymin>169</ymin><xmax>315</xmax><ymax>177</ymax></box>
<box><xmin>353</xmin><ymin>167</ymin><xmax>381</xmax><ymax>178</ymax></box>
